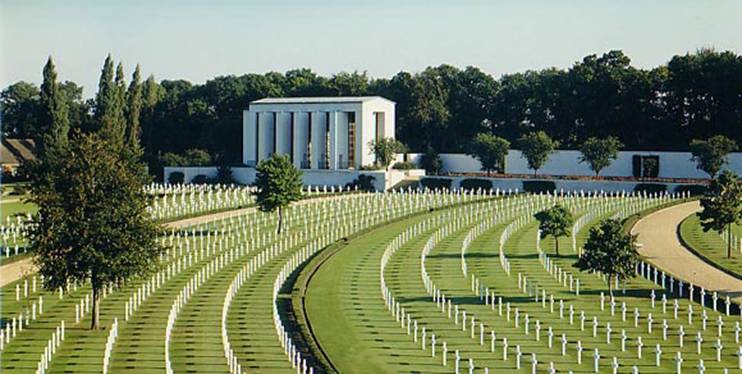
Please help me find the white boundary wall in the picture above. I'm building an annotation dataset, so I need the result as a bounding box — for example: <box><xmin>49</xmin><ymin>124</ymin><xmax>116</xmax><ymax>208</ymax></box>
<box><xmin>163</xmin><ymin>167</ymin><xmax>423</xmax><ymax>192</ymax></box>
<box><xmin>421</xmin><ymin>176</ymin><xmax>702</xmax><ymax>193</ymax></box>
<box><xmin>404</xmin><ymin>151</ymin><xmax>742</xmax><ymax>179</ymax></box>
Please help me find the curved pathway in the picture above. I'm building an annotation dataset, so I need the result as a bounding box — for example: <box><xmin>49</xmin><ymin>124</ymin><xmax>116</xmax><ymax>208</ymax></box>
<box><xmin>632</xmin><ymin>200</ymin><xmax>742</xmax><ymax>303</ymax></box>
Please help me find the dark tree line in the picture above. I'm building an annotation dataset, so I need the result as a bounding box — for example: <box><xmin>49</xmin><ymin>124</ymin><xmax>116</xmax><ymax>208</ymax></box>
<box><xmin>3</xmin><ymin>49</ymin><xmax>742</xmax><ymax>177</ymax></box>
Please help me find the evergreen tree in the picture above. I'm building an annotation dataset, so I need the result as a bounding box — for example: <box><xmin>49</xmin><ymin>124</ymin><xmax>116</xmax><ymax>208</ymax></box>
<box><xmin>126</xmin><ymin>64</ymin><xmax>143</xmax><ymax>148</ymax></box>
<box><xmin>95</xmin><ymin>56</ymin><xmax>127</xmax><ymax>147</ymax></box>
<box><xmin>38</xmin><ymin>56</ymin><xmax>70</xmax><ymax>157</ymax></box>
<box><xmin>94</xmin><ymin>54</ymin><xmax>115</xmax><ymax>127</ymax></box>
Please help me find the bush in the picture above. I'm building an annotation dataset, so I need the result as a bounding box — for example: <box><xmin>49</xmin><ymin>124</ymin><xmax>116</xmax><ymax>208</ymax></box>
<box><xmin>674</xmin><ymin>184</ymin><xmax>707</xmax><ymax>196</ymax></box>
<box><xmin>345</xmin><ymin>174</ymin><xmax>377</xmax><ymax>192</ymax></box>
<box><xmin>184</xmin><ymin>149</ymin><xmax>213</xmax><ymax>166</ymax></box>
<box><xmin>420</xmin><ymin>147</ymin><xmax>442</xmax><ymax>175</ymax></box>
<box><xmin>191</xmin><ymin>174</ymin><xmax>210</xmax><ymax>184</ymax></box>
<box><xmin>460</xmin><ymin>178</ymin><xmax>492</xmax><ymax>191</ymax></box>
<box><xmin>523</xmin><ymin>180</ymin><xmax>557</xmax><ymax>194</ymax></box>
<box><xmin>168</xmin><ymin>171</ymin><xmax>185</xmax><ymax>184</ymax></box>
<box><xmin>633</xmin><ymin>183</ymin><xmax>666</xmax><ymax>194</ymax></box>
<box><xmin>214</xmin><ymin>164</ymin><xmax>237</xmax><ymax>185</ymax></box>
<box><xmin>420</xmin><ymin>177</ymin><xmax>452</xmax><ymax>190</ymax></box>
<box><xmin>392</xmin><ymin>161</ymin><xmax>416</xmax><ymax>170</ymax></box>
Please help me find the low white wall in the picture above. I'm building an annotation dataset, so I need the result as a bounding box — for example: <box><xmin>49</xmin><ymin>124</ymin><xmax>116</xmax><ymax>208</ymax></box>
<box><xmin>164</xmin><ymin>167</ymin><xmax>394</xmax><ymax>191</ymax></box>
<box><xmin>402</xmin><ymin>151</ymin><xmax>742</xmax><ymax>179</ymax></box>
<box><xmin>421</xmin><ymin>175</ymin><xmax>702</xmax><ymax>193</ymax></box>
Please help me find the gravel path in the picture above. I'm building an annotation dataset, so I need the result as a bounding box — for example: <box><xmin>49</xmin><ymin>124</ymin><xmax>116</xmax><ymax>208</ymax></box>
<box><xmin>632</xmin><ymin>200</ymin><xmax>742</xmax><ymax>303</ymax></box>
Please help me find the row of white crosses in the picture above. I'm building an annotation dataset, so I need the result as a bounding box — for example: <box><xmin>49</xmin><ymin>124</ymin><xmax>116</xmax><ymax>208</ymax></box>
<box><xmin>148</xmin><ymin>185</ymin><xmax>256</xmax><ymax>221</ymax></box>
<box><xmin>637</xmin><ymin>261</ymin><xmax>742</xmax><ymax>319</ymax></box>
<box><xmin>495</xmin><ymin>193</ymin><xmax>742</xmax><ymax>372</ymax></box>
<box><xmin>419</xmin><ymin>200</ymin><xmax>575</xmax><ymax>373</ymax></box>
<box><xmin>218</xmin><ymin>189</ymin><xmax>492</xmax><ymax>374</ymax></box>
<box><xmin>267</xmin><ymin>189</ymin><xmax>487</xmax><ymax>374</ymax></box>
<box><xmin>165</xmin><ymin>189</ymin><xmax>487</xmax><ymax>373</ymax></box>
<box><xmin>32</xmin><ymin>195</ymin><xmax>279</xmax><ymax>373</ymax></box>
<box><xmin>33</xmin><ymin>320</ymin><xmax>65</xmax><ymax>374</ymax></box>
<box><xmin>161</xmin><ymin>195</ymin><xmax>365</xmax><ymax>373</ymax></box>
<box><xmin>1</xmin><ymin>213</ymin><xmax>31</xmax><ymax>257</ymax></box>
<box><xmin>272</xmin><ymin>240</ymin><xmax>328</xmax><ymax>374</ymax></box>
<box><xmin>434</xmin><ymin>190</ymin><xmax>739</xmax><ymax>373</ymax></box>
<box><xmin>537</xmin><ymin>193</ymin><xmax>671</xmax><ymax>295</ymax></box>
<box><xmin>384</xmin><ymin>190</ymin><xmax>742</xmax><ymax>374</ymax></box>
<box><xmin>101</xmin><ymin>317</ymin><xmax>119</xmax><ymax>374</ymax></box>
<box><xmin>24</xmin><ymin>184</ymin><xmax>330</xmax><ymax>371</ymax></box>
<box><xmin>718</xmin><ymin>227</ymin><xmax>742</xmax><ymax>255</ymax></box>
<box><xmin>3</xmin><ymin>291</ymin><xmax>44</xmax><ymax>352</ymax></box>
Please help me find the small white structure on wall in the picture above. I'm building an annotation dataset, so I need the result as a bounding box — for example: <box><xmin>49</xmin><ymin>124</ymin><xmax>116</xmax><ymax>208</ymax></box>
<box><xmin>243</xmin><ymin>96</ymin><xmax>395</xmax><ymax>169</ymax></box>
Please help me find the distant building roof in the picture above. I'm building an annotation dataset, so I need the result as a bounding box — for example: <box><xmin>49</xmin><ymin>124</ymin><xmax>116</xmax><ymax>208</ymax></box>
<box><xmin>1</xmin><ymin>139</ymin><xmax>36</xmax><ymax>165</ymax></box>
<box><xmin>250</xmin><ymin>96</ymin><xmax>395</xmax><ymax>105</ymax></box>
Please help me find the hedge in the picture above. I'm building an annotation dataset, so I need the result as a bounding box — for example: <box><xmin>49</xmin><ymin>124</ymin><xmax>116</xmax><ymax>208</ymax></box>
<box><xmin>674</xmin><ymin>184</ymin><xmax>707</xmax><ymax>196</ymax></box>
<box><xmin>460</xmin><ymin>178</ymin><xmax>493</xmax><ymax>191</ymax></box>
<box><xmin>522</xmin><ymin>180</ymin><xmax>557</xmax><ymax>194</ymax></box>
<box><xmin>633</xmin><ymin>183</ymin><xmax>666</xmax><ymax>194</ymax></box>
<box><xmin>420</xmin><ymin>177</ymin><xmax>452</xmax><ymax>190</ymax></box>
<box><xmin>168</xmin><ymin>171</ymin><xmax>185</xmax><ymax>184</ymax></box>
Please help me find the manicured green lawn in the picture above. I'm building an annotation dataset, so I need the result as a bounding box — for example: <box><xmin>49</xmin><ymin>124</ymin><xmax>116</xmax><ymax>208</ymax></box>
<box><xmin>4</xmin><ymin>193</ymin><xmax>739</xmax><ymax>374</ymax></box>
<box><xmin>0</xmin><ymin>198</ymin><xmax>36</xmax><ymax>222</ymax></box>
<box><xmin>680</xmin><ymin>213</ymin><xmax>742</xmax><ymax>278</ymax></box>
<box><xmin>305</xmin><ymin>197</ymin><xmax>740</xmax><ymax>373</ymax></box>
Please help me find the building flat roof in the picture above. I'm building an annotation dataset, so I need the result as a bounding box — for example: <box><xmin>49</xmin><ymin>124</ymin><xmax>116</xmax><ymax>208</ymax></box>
<box><xmin>250</xmin><ymin>96</ymin><xmax>394</xmax><ymax>105</ymax></box>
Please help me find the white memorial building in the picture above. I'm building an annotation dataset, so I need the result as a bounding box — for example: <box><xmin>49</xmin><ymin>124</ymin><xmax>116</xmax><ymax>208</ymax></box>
<box><xmin>243</xmin><ymin>96</ymin><xmax>396</xmax><ymax>169</ymax></box>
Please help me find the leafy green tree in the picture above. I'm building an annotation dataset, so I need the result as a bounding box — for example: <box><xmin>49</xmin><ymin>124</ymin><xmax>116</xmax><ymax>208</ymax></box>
<box><xmin>575</xmin><ymin>219</ymin><xmax>639</xmax><ymax>295</ymax></box>
<box><xmin>579</xmin><ymin>136</ymin><xmax>623</xmax><ymax>176</ymax></box>
<box><xmin>369</xmin><ymin>137</ymin><xmax>406</xmax><ymax>169</ymax></box>
<box><xmin>690</xmin><ymin>135</ymin><xmax>738</xmax><ymax>178</ymax></box>
<box><xmin>126</xmin><ymin>64</ymin><xmax>143</xmax><ymax>149</ymax></box>
<box><xmin>26</xmin><ymin>132</ymin><xmax>165</xmax><ymax>329</ymax></box>
<box><xmin>697</xmin><ymin>170</ymin><xmax>742</xmax><ymax>258</ymax></box>
<box><xmin>468</xmin><ymin>133</ymin><xmax>509</xmax><ymax>176</ymax></box>
<box><xmin>518</xmin><ymin>131</ymin><xmax>559</xmax><ymax>174</ymax></box>
<box><xmin>534</xmin><ymin>204</ymin><xmax>573</xmax><ymax>256</ymax></box>
<box><xmin>1</xmin><ymin>81</ymin><xmax>41</xmax><ymax>138</ymax></box>
<box><xmin>409</xmin><ymin>68</ymin><xmax>450</xmax><ymax>149</ymax></box>
<box><xmin>38</xmin><ymin>56</ymin><xmax>70</xmax><ymax>157</ymax></box>
<box><xmin>255</xmin><ymin>154</ymin><xmax>303</xmax><ymax>234</ymax></box>
<box><xmin>328</xmin><ymin>71</ymin><xmax>369</xmax><ymax>96</ymax></box>
<box><xmin>183</xmin><ymin>148</ymin><xmax>212</xmax><ymax>166</ymax></box>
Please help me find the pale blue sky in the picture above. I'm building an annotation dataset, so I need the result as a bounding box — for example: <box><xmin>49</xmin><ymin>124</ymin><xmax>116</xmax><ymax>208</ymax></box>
<box><xmin>2</xmin><ymin>0</ymin><xmax>741</xmax><ymax>97</ymax></box>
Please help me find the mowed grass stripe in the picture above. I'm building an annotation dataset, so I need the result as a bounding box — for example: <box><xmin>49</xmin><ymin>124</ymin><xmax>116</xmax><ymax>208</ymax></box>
<box><xmin>305</xmin><ymin>214</ymin><xmax>452</xmax><ymax>374</ymax></box>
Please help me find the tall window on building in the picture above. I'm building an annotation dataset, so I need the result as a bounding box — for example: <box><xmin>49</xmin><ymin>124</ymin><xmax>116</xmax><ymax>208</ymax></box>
<box><xmin>375</xmin><ymin>112</ymin><xmax>385</xmax><ymax>142</ymax></box>
<box><xmin>324</xmin><ymin>112</ymin><xmax>330</xmax><ymax>169</ymax></box>
<box><xmin>306</xmin><ymin>112</ymin><xmax>312</xmax><ymax>168</ymax></box>
<box><xmin>347</xmin><ymin>112</ymin><xmax>356</xmax><ymax>168</ymax></box>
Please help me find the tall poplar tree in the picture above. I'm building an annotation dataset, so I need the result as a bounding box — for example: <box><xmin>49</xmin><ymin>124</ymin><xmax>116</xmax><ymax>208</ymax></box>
<box><xmin>95</xmin><ymin>55</ymin><xmax>126</xmax><ymax>147</ymax></box>
<box><xmin>126</xmin><ymin>64</ymin><xmax>143</xmax><ymax>148</ymax></box>
<box><xmin>38</xmin><ymin>56</ymin><xmax>70</xmax><ymax>157</ymax></box>
<box><xmin>94</xmin><ymin>54</ymin><xmax>115</xmax><ymax>128</ymax></box>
